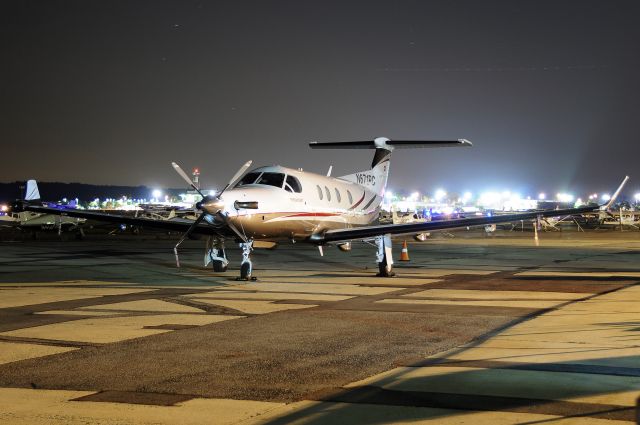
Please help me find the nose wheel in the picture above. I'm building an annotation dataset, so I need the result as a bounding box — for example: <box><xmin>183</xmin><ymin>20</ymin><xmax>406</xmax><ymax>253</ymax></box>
<box><xmin>236</xmin><ymin>240</ymin><xmax>257</xmax><ymax>281</ymax></box>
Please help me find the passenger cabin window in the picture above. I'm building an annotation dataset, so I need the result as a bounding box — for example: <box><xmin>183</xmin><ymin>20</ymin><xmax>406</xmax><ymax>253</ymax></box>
<box><xmin>334</xmin><ymin>188</ymin><xmax>341</xmax><ymax>203</ymax></box>
<box><xmin>347</xmin><ymin>190</ymin><xmax>353</xmax><ymax>204</ymax></box>
<box><xmin>236</xmin><ymin>172</ymin><xmax>261</xmax><ymax>187</ymax></box>
<box><xmin>316</xmin><ymin>185</ymin><xmax>323</xmax><ymax>200</ymax></box>
<box><xmin>255</xmin><ymin>172</ymin><xmax>285</xmax><ymax>189</ymax></box>
<box><xmin>324</xmin><ymin>186</ymin><xmax>331</xmax><ymax>201</ymax></box>
<box><xmin>284</xmin><ymin>175</ymin><xmax>302</xmax><ymax>193</ymax></box>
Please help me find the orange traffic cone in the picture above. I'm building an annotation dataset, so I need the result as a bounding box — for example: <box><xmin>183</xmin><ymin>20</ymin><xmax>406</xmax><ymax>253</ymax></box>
<box><xmin>400</xmin><ymin>240</ymin><xmax>410</xmax><ymax>261</ymax></box>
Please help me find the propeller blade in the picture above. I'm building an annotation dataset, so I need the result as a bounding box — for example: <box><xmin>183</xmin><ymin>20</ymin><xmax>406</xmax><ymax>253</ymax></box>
<box><xmin>228</xmin><ymin>160</ymin><xmax>253</xmax><ymax>188</ymax></box>
<box><xmin>216</xmin><ymin>211</ymin><xmax>247</xmax><ymax>243</ymax></box>
<box><xmin>217</xmin><ymin>160</ymin><xmax>252</xmax><ymax>198</ymax></box>
<box><xmin>172</xmin><ymin>162</ymin><xmax>203</xmax><ymax>196</ymax></box>
<box><xmin>173</xmin><ymin>212</ymin><xmax>207</xmax><ymax>267</ymax></box>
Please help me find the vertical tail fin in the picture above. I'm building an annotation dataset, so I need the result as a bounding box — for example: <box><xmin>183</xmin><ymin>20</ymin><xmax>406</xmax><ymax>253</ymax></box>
<box><xmin>25</xmin><ymin>180</ymin><xmax>40</xmax><ymax>201</ymax></box>
<box><xmin>335</xmin><ymin>138</ymin><xmax>392</xmax><ymax>196</ymax></box>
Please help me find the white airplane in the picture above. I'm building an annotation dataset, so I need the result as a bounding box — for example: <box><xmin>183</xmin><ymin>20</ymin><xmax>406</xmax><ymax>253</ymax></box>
<box><xmin>0</xmin><ymin>211</ymin><xmax>86</xmax><ymax>233</ymax></box>
<box><xmin>16</xmin><ymin>137</ymin><xmax>600</xmax><ymax>279</ymax></box>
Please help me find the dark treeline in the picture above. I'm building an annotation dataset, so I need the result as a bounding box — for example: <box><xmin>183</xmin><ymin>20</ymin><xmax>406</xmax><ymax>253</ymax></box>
<box><xmin>0</xmin><ymin>182</ymin><xmax>183</xmax><ymax>203</ymax></box>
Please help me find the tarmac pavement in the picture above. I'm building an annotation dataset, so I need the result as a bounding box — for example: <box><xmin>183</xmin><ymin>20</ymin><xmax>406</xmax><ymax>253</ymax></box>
<box><xmin>0</xmin><ymin>230</ymin><xmax>639</xmax><ymax>424</ymax></box>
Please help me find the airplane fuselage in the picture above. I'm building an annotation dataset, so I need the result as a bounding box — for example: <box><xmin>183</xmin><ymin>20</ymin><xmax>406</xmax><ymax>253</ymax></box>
<box><xmin>206</xmin><ymin>165</ymin><xmax>383</xmax><ymax>241</ymax></box>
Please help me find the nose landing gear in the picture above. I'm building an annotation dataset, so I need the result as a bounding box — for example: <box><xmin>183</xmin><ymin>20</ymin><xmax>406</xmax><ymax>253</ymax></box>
<box><xmin>236</xmin><ymin>239</ymin><xmax>257</xmax><ymax>281</ymax></box>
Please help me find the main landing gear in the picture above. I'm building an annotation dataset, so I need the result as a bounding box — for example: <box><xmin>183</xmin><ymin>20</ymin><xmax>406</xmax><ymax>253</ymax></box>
<box><xmin>205</xmin><ymin>237</ymin><xmax>229</xmax><ymax>272</ymax></box>
<box><xmin>376</xmin><ymin>234</ymin><xmax>395</xmax><ymax>277</ymax></box>
<box><xmin>204</xmin><ymin>237</ymin><xmax>255</xmax><ymax>280</ymax></box>
<box><xmin>237</xmin><ymin>239</ymin><xmax>257</xmax><ymax>281</ymax></box>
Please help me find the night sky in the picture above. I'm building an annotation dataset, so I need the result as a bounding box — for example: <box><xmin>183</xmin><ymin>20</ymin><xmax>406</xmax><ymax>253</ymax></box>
<box><xmin>2</xmin><ymin>1</ymin><xmax>639</xmax><ymax>197</ymax></box>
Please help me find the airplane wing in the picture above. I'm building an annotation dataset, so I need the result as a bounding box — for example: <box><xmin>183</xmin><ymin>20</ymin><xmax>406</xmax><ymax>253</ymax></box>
<box><xmin>310</xmin><ymin>205</ymin><xmax>599</xmax><ymax>244</ymax></box>
<box><xmin>22</xmin><ymin>204</ymin><xmax>230</xmax><ymax>237</ymax></box>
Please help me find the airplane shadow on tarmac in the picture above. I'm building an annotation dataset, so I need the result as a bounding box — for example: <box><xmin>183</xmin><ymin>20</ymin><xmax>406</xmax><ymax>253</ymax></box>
<box><xmin>261</xmin><ymin>320</ymin><xmax>640</xmax><ymax>424</ymax></box>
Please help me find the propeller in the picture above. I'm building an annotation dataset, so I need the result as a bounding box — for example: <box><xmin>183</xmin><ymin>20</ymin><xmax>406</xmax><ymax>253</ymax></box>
<box><xmin>171</xmin><ymin>160</ymin><xmax>253</xmax><ymax>267</ymax></box>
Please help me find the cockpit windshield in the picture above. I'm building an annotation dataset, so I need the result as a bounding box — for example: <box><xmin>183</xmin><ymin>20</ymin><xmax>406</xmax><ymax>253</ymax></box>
<box><xmin>235</xmin><ymin>172</ymin><xmax>261</xmax><ymax>187</ymax></box>
<box><xmin>235</xmin><ymin>171</ymin><xmax>286</xmax><ymax>189</ymax></box>
<box><xmin>255</xmin><ymin>172</ymin><xmax>285</xmax><ymax>188</ymax></box>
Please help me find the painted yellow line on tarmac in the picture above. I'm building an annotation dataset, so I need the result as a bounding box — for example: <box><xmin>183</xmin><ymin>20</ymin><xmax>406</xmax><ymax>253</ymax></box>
<box><xmin>403</xmin><ymin>289</ymin><xmax>588</xmax><ymax>300</ymax></box>
<box><xmin>376</xmin><ymin>298</ymin><xmax>563</xmax><ymax>309</ymax></box>
<box><xmin>0</xmin><ymin>342</ymin><xmax>77</xmax><ymax>365</ymax></box>
<box><xmin>0</xmin><ymin>388</ymin><xmax>296</xmax><ymax>425</ymax></box>
<box><xmin>0</xmin><ymin>314</ymin><xmax>243</xmax><ymax>344</ymax></box>
<box><xmin>517</xmin><ymin>271</ymin><xmax>640</xmax><ymax>278</ymax></box>
<box><xmin>186</xmin><ymin>291</ymin><xmax>352</xmax><ymax>302</ymax></box>
<box><xmin>77</xmin><ymin>299</ymin><xmax>205</xmax><ymax>313</ymax></box>
<box><xmin>35</xmin><ymin>310</ymin><xmax>126</xmax><ymax>316</ymax></box>
<box><xmin>0</xmin><ymin>288</ymin><xmax>154</xmax><ymax>309</ymax></box>
<box><xmin>229</xmin><ymin>282</ymin><xmax>404</xmax><ymax>296</ymax></box>
<box><xmin>192</xmin><ymin>299</ymin><xmax>316</xmax><ymax>314</ymax></box>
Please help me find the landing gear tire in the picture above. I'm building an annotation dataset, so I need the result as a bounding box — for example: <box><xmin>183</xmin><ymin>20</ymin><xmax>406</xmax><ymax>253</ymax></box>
<box><xmin>212</xmin><ymin>260</ymin><xmax>228</xmax><ymax>272</ymax></box>
<box><xmin>376</xmin><ymin>261</ymin><xmax>395</xmax><ymax>277</ymax></box>
<box><xmin>237</xmin><ymin>262</ymin><xmax>257</xmax><ymax>281</ymax></box>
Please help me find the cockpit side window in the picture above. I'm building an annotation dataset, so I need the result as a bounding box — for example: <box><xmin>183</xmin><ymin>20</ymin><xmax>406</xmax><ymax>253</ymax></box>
<box><xmin>284</xmin><ymin>175</ymin><xmax>302</xmax><ymax>193</ymax></box>
<box><xmin>235</xmin><ymin>172</ymin><xmax>262</xmax><ymax>187</ymax></box>
<box><xmin>256</xmin><ymin>172</ymin><xmax>285</xmax><ymax>188</ymax></box>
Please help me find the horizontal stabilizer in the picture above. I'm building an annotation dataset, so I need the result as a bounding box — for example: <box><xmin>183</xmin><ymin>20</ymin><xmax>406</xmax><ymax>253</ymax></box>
<box><xmin>309</xmin><ymin>138</ymin><xmax>471</xmax><ymax>150</ymax></box>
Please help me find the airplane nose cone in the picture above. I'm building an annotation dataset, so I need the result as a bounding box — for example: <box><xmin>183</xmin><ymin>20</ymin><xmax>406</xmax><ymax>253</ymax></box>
<box><xmin>198</xmin><ymin>197</ymin><xmax>224</xmax><ymax>213</ymax></box>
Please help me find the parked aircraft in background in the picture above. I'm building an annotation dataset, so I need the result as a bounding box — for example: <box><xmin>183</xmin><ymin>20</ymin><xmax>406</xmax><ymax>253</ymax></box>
<box><xmin>0</xmin><ymin>210</ymin><xmax>86</xmax><ymax>235</ymax></box>
<box><xmin>16</xmin><ymin>137</ymin><xmax>600</xmax><ymax>279</ymax></box>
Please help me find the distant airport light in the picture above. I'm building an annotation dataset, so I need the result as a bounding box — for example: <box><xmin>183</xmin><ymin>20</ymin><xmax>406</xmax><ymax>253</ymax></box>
<box><xmin>152</xmin><ymin>189</ymin><xmax>162</xmax><ymax>199</ymax></box>
<box><xmin>410</xmin><ymin>191</ymin><xmax>420</xmax><ymax>201</ymax></box>
<box><xmin>556</xmin><ymin>193</ymin><xmax>574</xmax><ymax>203</ymax></box>
<box><xmin>442</xmin><ymin>206</ymin><xmax>454</xmax><ymax>215</ymax></box>
<box><xmin>538</xmin><ymin>192</ymin><xmax>546</xmax><ymax>200</ymax></box>
<box><xmin>384</xmin><ymin>190</ymin><xmax>393</xmax><ymax>199</ymax></box>
<box><xmin>635</xmin><ymin>193</ymin><xmax>640</xmax><ymax>201</ymax></box>
<box><xmin>601</xmin><ymin>194</ymin><xmax>611</xmax><ymax>201</ymax></box>
<box><xmin>434</xmin><ymin>189</ymin><xmax>446</xmax><ymax>201</ymax></box>
<box><xmin>0</xmin><ymin>205</ymin><xmax>7</xmax><ymax>212</ymax></box>
<box><xmin>463</xmin><ymin>191</ymin><xmax>472</xmax><ymax>202</ymax></box>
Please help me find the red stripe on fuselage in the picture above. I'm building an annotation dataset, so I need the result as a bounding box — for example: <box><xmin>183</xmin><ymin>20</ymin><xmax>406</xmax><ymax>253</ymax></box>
<box><xmin>281</xmin><ymin>212</ymin><xmax>341</xmax><ymax>218</ymax></box>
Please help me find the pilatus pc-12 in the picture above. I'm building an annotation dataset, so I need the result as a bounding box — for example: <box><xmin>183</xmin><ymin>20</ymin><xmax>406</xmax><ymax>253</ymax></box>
<box><xmin>16</xmin><ymin>138</ymin><xmax>599</xmax><ymax>280</ymax></box>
